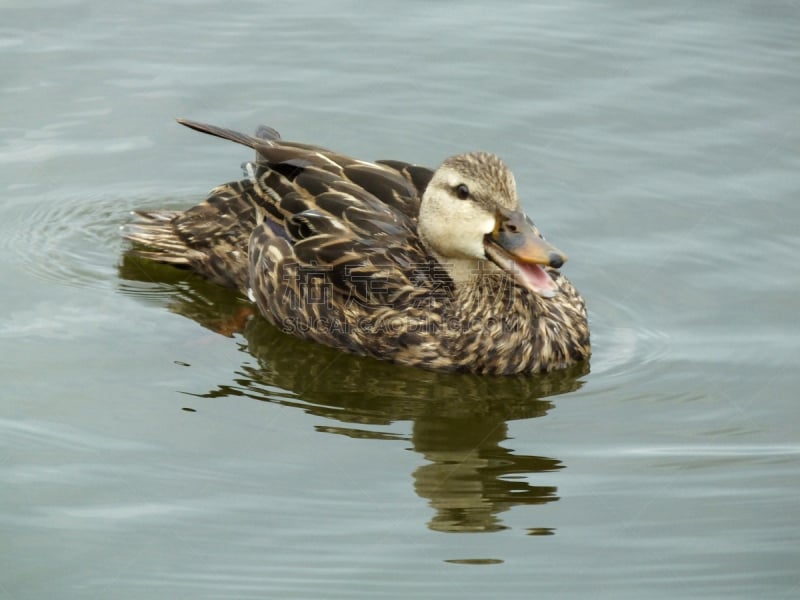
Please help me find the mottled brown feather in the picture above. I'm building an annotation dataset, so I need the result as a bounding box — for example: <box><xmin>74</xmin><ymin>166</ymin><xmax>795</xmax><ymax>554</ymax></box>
<box><xmin>123</xmin><ymin>120</ymin><xmax>591</xmax><ymax>374</ymax></box>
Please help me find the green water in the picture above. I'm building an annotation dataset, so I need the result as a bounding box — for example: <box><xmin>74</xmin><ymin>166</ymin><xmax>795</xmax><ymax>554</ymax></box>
<box><xmin>1</xmin><ymin>2</ymin><xmax>799</xmax><ymax>598</ymax></box>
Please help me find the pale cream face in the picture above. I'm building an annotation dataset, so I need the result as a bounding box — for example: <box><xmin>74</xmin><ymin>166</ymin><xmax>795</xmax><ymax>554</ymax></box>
<box><xmin>418</xmin><ymin>185</ymin><xmax>495</xmax><ymax>260</ymax></box>
<box><xmin>418</xmin><ymin>153</ymin><xmax>519</xmax><ymax>262</ymax></box>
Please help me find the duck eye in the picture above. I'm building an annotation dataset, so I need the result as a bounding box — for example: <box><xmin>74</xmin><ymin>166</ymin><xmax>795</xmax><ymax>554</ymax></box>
<box><xmin>454</xmin><ymin>183</ymin><xmax>470</xmax><ymax>200</ymax></box>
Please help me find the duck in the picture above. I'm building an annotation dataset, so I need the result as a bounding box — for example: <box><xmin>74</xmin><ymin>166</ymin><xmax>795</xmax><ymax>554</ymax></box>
<box><xmin>123</xmin><ymin>119</ymin><xmax>590</xmax><ymax>375</ymax></box>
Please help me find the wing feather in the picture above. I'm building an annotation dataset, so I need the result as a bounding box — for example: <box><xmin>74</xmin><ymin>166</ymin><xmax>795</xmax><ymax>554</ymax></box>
<box><xmin>131</xmin><ymin>120</ymin><xmax>452</xmax><ymax>334</ymax></box>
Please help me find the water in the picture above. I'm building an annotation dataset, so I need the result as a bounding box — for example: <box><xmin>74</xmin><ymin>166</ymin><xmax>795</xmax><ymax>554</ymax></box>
<box><xmin>2</xmin><ymin>1</ymin><xmax>799</xmax><ymax>598</ymax></box>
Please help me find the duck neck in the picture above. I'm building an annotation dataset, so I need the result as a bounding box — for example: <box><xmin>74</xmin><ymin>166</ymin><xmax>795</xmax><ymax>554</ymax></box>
<box><xmin>432</xmin><ymin>254</ymin><xmax>485</xmax><ymax>290</ymax></box>
<box><xmin>454</xmin><ymin>268</ymin><xmax>535</xmax><ymax>317</ymax></box>
<box><xmin>431</xmin><ymin>255</ymin><xmax>540</xmax><ymax>323</ymax></box>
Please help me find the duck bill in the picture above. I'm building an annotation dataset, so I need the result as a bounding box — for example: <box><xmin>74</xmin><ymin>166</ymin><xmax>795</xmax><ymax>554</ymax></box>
<box><xmin>483</xmin><ymin>208</ymin><xmax>567</xmax><ymax>298</ymax></box>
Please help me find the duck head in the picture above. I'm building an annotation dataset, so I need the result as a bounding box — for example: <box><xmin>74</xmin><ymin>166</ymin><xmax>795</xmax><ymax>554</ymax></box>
<box><xmin>418</xmin><ymin>152</ymin><xmax>566</xmax><ymax>298</ymax></box>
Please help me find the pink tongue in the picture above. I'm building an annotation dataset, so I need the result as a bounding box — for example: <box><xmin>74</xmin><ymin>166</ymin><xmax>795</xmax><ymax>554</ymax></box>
<box><xmin>518</xmin><ymin>263</ymin><xmax>558</xmax><ymax>297</ymax></box>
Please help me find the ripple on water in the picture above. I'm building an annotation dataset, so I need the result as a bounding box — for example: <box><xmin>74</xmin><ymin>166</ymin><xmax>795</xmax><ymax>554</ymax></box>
<box><xmin>0</xmin><ymin>191</ymin><xmax>184</xmax><ymax>291</ymax></box>
<box><xmin>18</xmin><ymin>182</ymin><xmax>668</xmax><ymax>388</ymax></box>
<box><xmin>587</xmin><ymin>291</ymin><xmax>671</xmax><ymax>381</ymax></box>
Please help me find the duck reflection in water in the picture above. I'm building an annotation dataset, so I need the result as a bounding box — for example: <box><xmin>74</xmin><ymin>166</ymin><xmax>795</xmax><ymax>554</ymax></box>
<box><xmin>119</xmin><ymin>255</ymin><xmax>589</xmax><ymax>533</ymax></box>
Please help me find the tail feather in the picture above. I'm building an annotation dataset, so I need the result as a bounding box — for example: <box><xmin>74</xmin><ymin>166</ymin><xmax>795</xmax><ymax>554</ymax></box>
<box><xmin>177</xmin><ymin>118</ymin><xmax>270</xmax><ymax>150</ymax></box>
<box><xmin>122</xmin><ymin>191</ymin><xmax>254</xmax><ymax>292</ymax></box>
<box><xmin>122</xmin><ymin>211</ymin><xmax>197</xmax><ymax>266</ymax></box>
<box><xmin>122</xmin><ymin>119</ymin><xmax>339</xmax><ymax>294</ymax></box>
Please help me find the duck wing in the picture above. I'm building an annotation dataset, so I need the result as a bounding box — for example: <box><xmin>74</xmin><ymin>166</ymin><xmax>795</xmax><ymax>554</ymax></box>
<box><xmin>125</xmin><ymin>120</ymin><xmax>448</xmax><ymax>313</ymax></box>
<box><xmin>177</xmin><ymin>119</ymin><xmax>432</xmax><ymax>222</ymax></box>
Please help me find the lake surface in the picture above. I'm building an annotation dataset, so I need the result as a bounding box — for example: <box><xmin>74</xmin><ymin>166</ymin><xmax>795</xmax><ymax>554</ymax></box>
<box><xmin>2</xmin><ymin>1</ymin><xmax>799</xmax><ymax>598</ymax></box>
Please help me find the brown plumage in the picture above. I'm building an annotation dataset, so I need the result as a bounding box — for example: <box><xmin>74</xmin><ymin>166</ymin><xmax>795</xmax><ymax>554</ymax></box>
<box><xmin>123</xmin><ymin>120</ymin><xmax>591</xmax><ymax>374</ymax></box>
